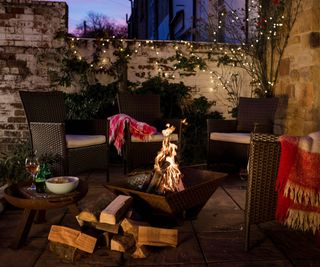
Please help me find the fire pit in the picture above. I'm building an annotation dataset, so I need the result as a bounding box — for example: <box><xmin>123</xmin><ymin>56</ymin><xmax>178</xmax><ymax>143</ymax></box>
<box><xmin>106</xmin><ymin>168</ymin><xmax>226</xmax><ymax>220</ymax></box>
<box><xmin>106</xmin><ymin>124</ymin><xmax>226</xmax><ymax>221</ymax></box>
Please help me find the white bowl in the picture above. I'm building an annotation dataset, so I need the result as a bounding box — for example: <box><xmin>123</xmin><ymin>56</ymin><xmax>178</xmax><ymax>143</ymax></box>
<box><xmin>45</xmin><ymin>176</ymin><xmax>79</xmax><ymax>194</ymax></box>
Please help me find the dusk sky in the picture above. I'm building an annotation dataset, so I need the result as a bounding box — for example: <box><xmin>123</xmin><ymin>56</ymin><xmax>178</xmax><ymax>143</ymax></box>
<box><xmin>59</xmin><ymin>0</ymin><xmax>131</xmax><ymax>32</ymax></box>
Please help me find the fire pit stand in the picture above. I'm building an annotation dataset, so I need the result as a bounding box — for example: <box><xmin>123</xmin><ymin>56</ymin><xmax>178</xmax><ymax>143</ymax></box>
<box><xmin>105</xmin><ymin>168</ymin><xmax>226</xmax><ymax>223</ymax></box>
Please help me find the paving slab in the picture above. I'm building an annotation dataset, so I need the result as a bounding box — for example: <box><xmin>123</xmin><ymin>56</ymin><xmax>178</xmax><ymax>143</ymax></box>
<box><xmin>197</xmin><ymin>231</ymin><xmax>292</xmax><ymax>266</ymax></box>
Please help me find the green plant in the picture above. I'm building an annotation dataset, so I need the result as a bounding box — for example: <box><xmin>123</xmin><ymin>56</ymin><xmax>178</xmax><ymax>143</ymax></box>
<box><xmin>0</xmin><ymin>141</ymin><xmax>60</xmax><ymax>185</ymax></box>
<box><xmin>132</xmin><ymin>76</ymin><xmax>192</xmax><ymax>118</ymax></box>
<box><xmin>64</xmin><ymin>82</ymin><xmax>118</xmax><ymax>119</ymax></box>
<box><xmin>182</xmin><ymin>96</ymin><xmax>224</xmax><ymax>164</ymax></box>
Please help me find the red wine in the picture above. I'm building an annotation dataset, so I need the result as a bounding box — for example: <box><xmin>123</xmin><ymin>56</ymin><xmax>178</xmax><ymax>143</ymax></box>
<box><xmin>25</xmin><ymin>163</ymin><xmax>39</xmax><ymax>175</ymax></box>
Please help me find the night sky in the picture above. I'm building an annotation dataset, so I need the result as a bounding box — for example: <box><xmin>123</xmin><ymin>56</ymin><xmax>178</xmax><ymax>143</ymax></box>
<box><xmin>55</xmin><ymin>0</ymin><xmax>131</xmax><ymax>31</ymax></box>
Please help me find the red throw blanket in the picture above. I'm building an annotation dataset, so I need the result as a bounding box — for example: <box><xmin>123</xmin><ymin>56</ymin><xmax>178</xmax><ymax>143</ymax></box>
<box><xmin>276</xmin><ymin>131</ymin><xmax>320</xmax><ymax>233</ymax></box>
<box><xmin>108</xmin><ymin>114</ymin><xmax>157</xmax><ymax>155</ymax></box>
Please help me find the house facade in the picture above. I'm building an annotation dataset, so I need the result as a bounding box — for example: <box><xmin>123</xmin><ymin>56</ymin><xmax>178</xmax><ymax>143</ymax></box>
<box><xmin>128</xmin><ymin>0</ymin><xmax>247</xmax><ymax>42</ymax></box>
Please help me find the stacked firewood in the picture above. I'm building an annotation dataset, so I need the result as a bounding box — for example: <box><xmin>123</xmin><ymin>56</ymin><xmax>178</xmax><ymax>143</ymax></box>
<box><xmin>48</xmin><ymin>191</ymin><xmax>179</xmax><ymax>261</ymax></box>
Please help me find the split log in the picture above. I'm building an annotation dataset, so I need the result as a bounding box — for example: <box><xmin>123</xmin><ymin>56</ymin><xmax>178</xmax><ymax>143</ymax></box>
<box><xmin>48</xmin><ymin>241</ymin><xmax>83</xmax><ymax>263</ymax></box>
<box><xmin>92</xmin><ymin>221</ymin><xmax>120</xmax><ymax>234</ymax></box>
<box><xmin>137</xmin><ymin>226</ymin><xmax>178</xmax><ymax>247</ymax></box>
<box><xmin>99</xmin><ymin>195</ymin><xmax>133</xmax><ymax>225</ymax></box>
<box><xmin>146</xmin><ymin>169</ymin><xmax>164</xmax><ymax>193</ymax></box>
<box><xmin>131</xmin><ymin>245</ymin><xmax>150</xmax><ymax>258</ymax></box>
<box><xmin>77</xmin><ymin>191</ymin><xmax>116</xmax><ymax>223</ymax></box>
<box><xmin>48</xmin><ymin>225</ymin><xmax>97</xmax><ymax>254</ymax></box>
<box><xmin>110</xmin><ymin>234</ymin><xmax>135</xmax><ymax>253</ymax></box>
<box><xmin>120</xmin><ymin>218</ymin><xmax>149</xmax><ymax>240</ymax></box>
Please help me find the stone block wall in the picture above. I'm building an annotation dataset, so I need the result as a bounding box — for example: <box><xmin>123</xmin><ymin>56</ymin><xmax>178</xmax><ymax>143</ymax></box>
<box><xmin>0</xmin><ymin>0</ymin><xmax>67</xmax><ymax>154</ymax></box>
<box><xmin>275</xmin><ymin>0</ymin><xmax>320</xmax><ymax>135</ymax></box>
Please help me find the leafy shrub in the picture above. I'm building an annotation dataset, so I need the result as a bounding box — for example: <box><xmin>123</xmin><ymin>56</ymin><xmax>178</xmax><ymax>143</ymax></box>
<box><xmin>64</xmin><ymin>82</ymin><xmax>118</xmax><ymax>119</ymax></box>
<box><xmin>182</xmin><ymin>96</ymin><xmax>224</xmax><ymax>164</ymax></box>
<box><xmin>132</xmin><ymin>76</ymin><xmax>192</xmax><ymax>118</ymax></box>
<box><xmin>0</xmin><ymin>141</ymin><xmax>59</xmax><ymax>185</ymax></box>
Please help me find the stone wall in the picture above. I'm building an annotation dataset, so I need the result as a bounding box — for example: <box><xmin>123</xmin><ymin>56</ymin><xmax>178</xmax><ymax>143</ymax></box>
<box><xmin>275</xmin><ymin>0</ymin><xmax>320</xmax><ymax>135</ymax></box>
<box><xmin>0</xmin><ymin>0</ymin><xmax>67</xmax><ymax>154</ymax></box>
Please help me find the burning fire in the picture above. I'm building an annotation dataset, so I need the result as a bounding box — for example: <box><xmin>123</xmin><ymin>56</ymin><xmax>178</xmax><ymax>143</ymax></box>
<box><xmin>152</xmin><ymin>124</ymin><xmax>185</xmax><ymax>194</ymax></box>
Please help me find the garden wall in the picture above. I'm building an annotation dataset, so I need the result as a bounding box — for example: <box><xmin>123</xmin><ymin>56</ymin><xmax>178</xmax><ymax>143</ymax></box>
<box><xmin>0</xmin><ymin>0</ymin><xmax>67</xmax><ymax>154</ymax></box>
<box><xmin>1</xmin><ymin>0</ymin><xmax>319</xmax><ymax>156</ymax></box>
<box><xmin>275</xmin><ymin>0</ymin><xmax>320</xmax><ymax>135</ymax></box>
<box><xmin>0</xmin><ymin>0</ymin><xmax>254</xmax><ymax>155</ymax></box>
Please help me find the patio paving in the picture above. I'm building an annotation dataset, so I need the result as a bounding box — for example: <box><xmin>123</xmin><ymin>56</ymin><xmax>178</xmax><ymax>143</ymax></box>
<box><xmin>0</xmin><ymin>164</ymin><xmax>320</xmax><ymax>267</ymax></box>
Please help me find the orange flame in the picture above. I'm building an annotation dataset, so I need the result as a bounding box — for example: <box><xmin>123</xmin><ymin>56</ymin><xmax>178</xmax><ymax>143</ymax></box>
<box><xmin>154</xmin><ymin>124</ymin><xmax>184</xmax><ymax>193</ymax></box>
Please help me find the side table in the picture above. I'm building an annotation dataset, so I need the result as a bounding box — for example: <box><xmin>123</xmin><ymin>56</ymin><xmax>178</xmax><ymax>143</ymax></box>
<box><xmin>4</xmin><ymin>179</ymin><xmax>88</xmax><ymax>249</ymax></box>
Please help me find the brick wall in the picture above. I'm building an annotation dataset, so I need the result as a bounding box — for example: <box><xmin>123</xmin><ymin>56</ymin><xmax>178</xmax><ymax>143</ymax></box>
<box><xmin>0</xmin><ymin>0</ymin><xmax>67</xmax><ymax>154</ymax></box>
<box><xmin>275</xmin><ymin>0</ymin><xmax>320</xmax><ymax>135</ymax></box>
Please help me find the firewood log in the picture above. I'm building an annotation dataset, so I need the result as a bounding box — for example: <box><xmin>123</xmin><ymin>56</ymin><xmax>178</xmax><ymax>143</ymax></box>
<box><xmin>92</xmin><ymin>221</ymin><xmax>120</xmax><ymax>234</ymax></box>
<box><xmin>137</xmin><ymin>226</ymin><xmax>178</xmax><ymax>247</ymax></box>
<box><xmin>131</xmin><ymin>245</ymin><xmax>150</xmax><ymax>258</ymax></box>
<box><xmin>77</xmin><ymin>191</ymin><xmax>116</xmax><ymax>223</ymax></box>
<box><xmin>99</xmin><ymin>195</ymin><xmax>133</xmax><ymax>225</ymax></box>
<box><xmin>146</xmin><ymin>170</ymin><xmax>163</xmax><ymax>193</ymax></box>
<box><xmin>120</xmin><ymin>218</ymin><xmax>149</xmax><ymax>240</ymax></box>
<box><xmin>48</xmin><ymin>241</ymin><xmax>83</xmax><ymax>263</ymax></box>
<box><xmin>110</xmin><ymin>234</ymin><xmax>135</xmax><ymax>253</ymax></box>
<box><xmin>48</xmin><ymin>225</ymin><xmax>97</xmax><ymax>254</ymax></box>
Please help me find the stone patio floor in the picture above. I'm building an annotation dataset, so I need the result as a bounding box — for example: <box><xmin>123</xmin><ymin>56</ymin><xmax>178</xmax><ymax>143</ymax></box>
<box><xmin>0</xmin><ymin>164</ymin><xmax>320</xmax><ymax>267</ymax></box>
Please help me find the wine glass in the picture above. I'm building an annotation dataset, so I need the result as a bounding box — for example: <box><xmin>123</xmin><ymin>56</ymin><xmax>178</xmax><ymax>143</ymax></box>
<box><xmin>25</xmin><ymin>156</ymin><xmax>40</xmax><ymax>190</ymax></box>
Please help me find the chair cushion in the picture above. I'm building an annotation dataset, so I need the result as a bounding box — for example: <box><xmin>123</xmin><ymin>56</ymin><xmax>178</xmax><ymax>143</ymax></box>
<box><xmin>236</xmin><ymin>97</ymin><xmax>279</xmax><ymax>132</ymax></box>
<box><xmin>210</xmin><ymin>132</ymin><xmax>251</xmax><ymax>144</ymax></box>
<box><xmin>66</xmin><ymin>134</ymin><xmax>106</xmax><ymax>148</ymax></box>
<box><xmin>131</xmin><ymin>133</ymin><xmax>179</xmax><ymax>142</ymax></box>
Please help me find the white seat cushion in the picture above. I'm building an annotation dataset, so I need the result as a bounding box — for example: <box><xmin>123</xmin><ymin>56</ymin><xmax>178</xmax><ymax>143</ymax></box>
<box><xmin>131</xmin><ymin>133</ymin><xmax>179</xmax><ymax>143</ymax></box>
<box><xmin>210</xmin><ymin>132</ymin><xmax>251</xmax><ymax>144</ymax></box>
<box><xmin>66</xmin><ymin>134</ymin><xmax>106</xmax><ymax>148</ymax></box>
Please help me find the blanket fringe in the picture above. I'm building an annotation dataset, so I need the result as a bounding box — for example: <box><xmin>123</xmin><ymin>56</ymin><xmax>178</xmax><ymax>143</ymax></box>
<box><xmin>285</xmin><ymin>209</ymin><xmax>320</xmax><ymax>234</ymax></box>
<box><xmin>284</xmin><ymin>180</ymin><xmax>320</xmax><ymax>206</ymax></box>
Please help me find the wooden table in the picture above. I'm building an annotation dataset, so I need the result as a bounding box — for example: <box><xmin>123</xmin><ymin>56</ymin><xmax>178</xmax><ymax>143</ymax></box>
<box><xmin>4</xmin><ymin>180</ymin><xmax>88</xmax><ymax>249</ymax></box>
<box><xmin>106</xmin><ymin>167</ymin><xmax>226</xmax><ymax>223</ymax></box>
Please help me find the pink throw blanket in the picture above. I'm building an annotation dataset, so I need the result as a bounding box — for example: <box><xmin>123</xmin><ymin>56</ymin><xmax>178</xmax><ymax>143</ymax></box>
<box><xmin>108</xmin><ymin>114</ymin><xmax>157</xmax><ymax>155</ymax></box>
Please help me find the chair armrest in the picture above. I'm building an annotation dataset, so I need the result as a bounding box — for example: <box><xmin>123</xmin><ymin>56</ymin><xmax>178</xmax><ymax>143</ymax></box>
<box><xmin>66</xmin><ymin>119</ymin><xmax>108</xmax><ymax>136</ymax></box>
<box><xmin>207</xmin><ymin>119</ymin><xmax>237</xmax><ymax>133</ymax></box>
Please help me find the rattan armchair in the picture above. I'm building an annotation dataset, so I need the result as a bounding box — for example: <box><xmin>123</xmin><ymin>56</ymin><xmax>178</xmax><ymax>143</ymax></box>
<box><xmin>244</xmin><ymin>133</ymin><xmax>280</xmax><ymax>251</ymax></box>
<box><xmin>19</xmin><ymin>91</ymin><xmax>109</xmax><ymax>181</ymax></box>
<box><xmin>117</xmin><ymin>92</ymin><xmax>181</xmax><ymax>174</ymax></box>
<box><xmin>207</xmin><ymin>97</ymin><xmax>279</xmax><ymax>172</ymax></box>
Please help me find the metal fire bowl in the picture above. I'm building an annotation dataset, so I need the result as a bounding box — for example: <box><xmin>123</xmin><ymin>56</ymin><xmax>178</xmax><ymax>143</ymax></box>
<box><xmin>105</xmin><ymin>167</ymin><xmax>226</xmax><ymax>218</ymax></box>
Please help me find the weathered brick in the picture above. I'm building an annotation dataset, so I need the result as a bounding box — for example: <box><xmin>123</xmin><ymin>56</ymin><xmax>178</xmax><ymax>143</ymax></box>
<box><xmin>0</xmin><ymin>124</ymin><xmax>14</xmax><ymax>130</ymax></box>
<box><xmin>4</xmin><ymin>130</ymin><xmax>21</xmax><ymax>137</ymax></box>
<box><xmin>279</xmin><ymin>58</ymin><xmax>290</xmax><ymax>77</ymax></box>
<box><xmin>7</xmin><ymin>117</ymin><xmax>26</xmax><ymax>123</ymax></box>
<box><xmin>10</xmin><ymin>103</ymin><xmax>23</xmax><ymax>109</ymax></box>
<box><xmin>0</xmin><ymin>13</ymin><xmax>15</xmax><ymax>19</ymax></box>
<box><xmin>14</xmin><ymin>109</ymin><xmax>24</xmax><ymax>116</ymax></box>
<box><xmin>17</xmin><ymin>123</ymin><xmax>28</xmax><ymax>130</ymax></box>
<box><xmin>5</xmin><ymin>7</ymin><xmax>25</xmax><ymax>14</ymax></box>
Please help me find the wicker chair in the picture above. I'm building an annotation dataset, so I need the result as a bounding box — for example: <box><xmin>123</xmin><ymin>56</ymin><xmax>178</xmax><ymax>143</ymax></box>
<box><xmin>19</xmin><ymin>91</ymin><xmax>109</xmax><ymax>181</ymax></box>
<box><xmin>207</xmin><ymin>97</ymin><xmax>279</xmax><ymax>172</ymax></box>
<box><xmin>117</xmin><ymin>92</ymin><xmax>181</xmax><ymax>174</ymax></box>
<box><xmin>244</xmin><ymin>133</ymin><xmax>280</xmax><ymax>251</ymax></box>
